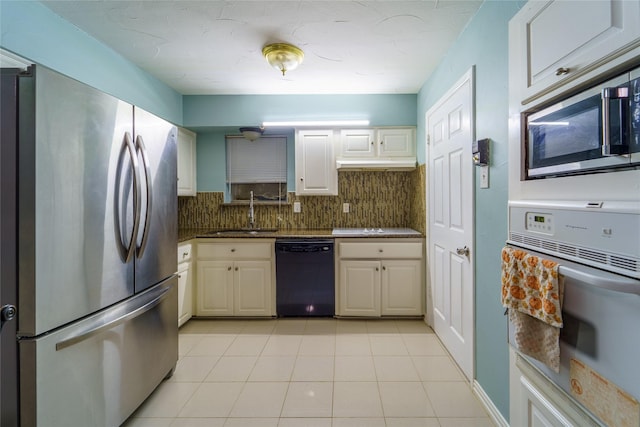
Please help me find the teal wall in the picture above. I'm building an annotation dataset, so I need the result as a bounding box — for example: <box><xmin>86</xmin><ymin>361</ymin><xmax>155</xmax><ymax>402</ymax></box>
<box><xmin>417</xmin><ymin>0</ymin><xmax>525</xmax><ymax>420</ymax></box>
<box><xmin>184</xmin><ymin>94</ymin><xmax>417</xmax><ymax>128</ymax></box>
<box><xmin>0</xmin><ymin>1</ymin><xmax>182</xmax><ymax>124</ymax></box>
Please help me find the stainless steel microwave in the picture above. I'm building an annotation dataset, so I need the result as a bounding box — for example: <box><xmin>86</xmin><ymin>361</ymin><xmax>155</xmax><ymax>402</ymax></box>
<box><xmin>524</xmin><ymin>66</ymin><xmax>640</xmax><ymax>179</ymax></box>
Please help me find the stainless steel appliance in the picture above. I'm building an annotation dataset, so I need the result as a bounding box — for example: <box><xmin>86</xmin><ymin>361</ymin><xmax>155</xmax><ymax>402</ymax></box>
<box><xmin>507</xmin><ymin>200</ymin><xmax>640</xmax><ymax>426</ymax></box>
<box><xmin>275</xmin><ymin>239</ymin><xmax>335</xmax><ymax>317</ymax></box>
<box><xmin>524</xmin><ymin>65</ymin><xmax>640</xmax><ymax>178</ymax></box>
<box><xmin>0</xmin><ymin>64</ymin><xmax>178</xmax><ymax>426</ymax></box>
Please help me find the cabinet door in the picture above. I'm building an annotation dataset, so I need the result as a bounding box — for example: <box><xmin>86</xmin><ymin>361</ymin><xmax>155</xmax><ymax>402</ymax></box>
<box><xmin>518</xmin><ymin>376</ymin><xmax>575</xmax><ymax>427</ymax></box>
<box><xmin>197</xmin><ymin>260</ymin><xmax>233</xmax><ymax>316</ymax></box>
<box><xmin>295</xmin><ymin>130</ymin><xmax>338</xmax><ymax>195</ymax></box>
<box><xmin>339</xmin><ymin>260</ymin><xmax>381</xmax><ymax>317</ymax></box>
<box><xmin>340</xmin><ymin>129</ymin><xmax>376</xmax><ymax>157</ymax></box>
<box><xmin>234</xmin><ymin>260</ymin><xmax>272</xmax><ymax>316</ymax></box>
<box><xmin>177</xmin><ymin>127</ymin><xmax>197</xmax><ymax>196</ymax></box>
<box><xmin>381</xmin><ymin>260</ymin><xmax>422</xmax><ymax>316</ymax></box>
<box><xmin>377</xmin><ymin>128</ymin><xmax>415</xmax><ymax>157</ymax></box>
<box><xmin>514</xmin><ymin>0</ymin><xmax>640</xmax><ymax>104</ymax></box>
<box><xmin>177</xmin><ymin>262</ymin><xmax>193</xmax><ymax>326</ymax></box>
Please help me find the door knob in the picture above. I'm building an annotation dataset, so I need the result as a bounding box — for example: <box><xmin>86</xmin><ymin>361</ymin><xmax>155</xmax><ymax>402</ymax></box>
<box><xmin>456</xmin><ymin>246</ymin><xmax>470</xmax><ymax>257</ymax></box>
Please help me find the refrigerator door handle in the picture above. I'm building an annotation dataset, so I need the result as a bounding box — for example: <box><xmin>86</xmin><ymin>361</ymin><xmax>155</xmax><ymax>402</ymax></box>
<box><xmin>124</xmin><ymin>131</ymin><xmax>142</xmax><ymax>263</ymax></box>
<box><xmin>136</xmin><ymin>134</ymin><xmax>153</xmax><ymax>258</ymax></box>
<box><xmin>55</xmin><ymin>284</ymin><xmax>171</xmax><ymax>351</ymax></box>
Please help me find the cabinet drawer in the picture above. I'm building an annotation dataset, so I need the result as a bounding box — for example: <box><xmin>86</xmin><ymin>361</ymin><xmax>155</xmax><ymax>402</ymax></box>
<box><xmin>339</xmin><ymin>242</ymin><xmax>422</xmax><ymax>259</ymax></box>
<box><xmin>177</xmin><ymin>243</ymin><xmax>192</xmax><ymax>263</ymax></box>
<box><xmin>198</xmin><ymin>242</ymin><xmax>272</xmax><ymax>259</ymax></box>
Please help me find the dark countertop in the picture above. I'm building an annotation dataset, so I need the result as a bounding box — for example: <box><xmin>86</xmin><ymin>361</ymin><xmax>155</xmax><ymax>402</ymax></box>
<box><xmin>178</xmin><ymin>228</ymin><xmax>424</xmax><ymax>243</ymax></box>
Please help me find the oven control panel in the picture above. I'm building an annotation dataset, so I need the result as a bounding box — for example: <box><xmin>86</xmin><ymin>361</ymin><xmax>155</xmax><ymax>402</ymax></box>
<box><xmin>526</xmin><ymin>212</ymin><xmax>554</xmax><ymax>234</ymax></box>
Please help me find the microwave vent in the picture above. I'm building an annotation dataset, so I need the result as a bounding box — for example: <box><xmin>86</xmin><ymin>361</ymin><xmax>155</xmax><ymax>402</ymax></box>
<box><xmin>508</xmin><ymin>231</ymin><xmax>639</xmax><ymax>277</ymax></box>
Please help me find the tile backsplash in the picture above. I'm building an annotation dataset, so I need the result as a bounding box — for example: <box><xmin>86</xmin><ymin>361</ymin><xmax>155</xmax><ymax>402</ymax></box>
<box><xmin>179</xmin><ymin>165</ymin><xmax>426</xmax><ymax>234</ymax></box>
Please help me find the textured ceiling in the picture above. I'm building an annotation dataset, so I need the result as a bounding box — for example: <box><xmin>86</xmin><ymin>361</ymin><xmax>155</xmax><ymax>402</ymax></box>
<box><xmin>42</xmin><ymin>0</ymin><xmax>483</xmax><ymax>95</ymax></box>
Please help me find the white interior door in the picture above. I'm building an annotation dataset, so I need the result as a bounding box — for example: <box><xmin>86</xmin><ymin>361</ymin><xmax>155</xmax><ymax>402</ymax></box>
<box><xmin>426</xmin><ymin>68</ymin><xmax>475</xmax><ymax>380</ymax></box>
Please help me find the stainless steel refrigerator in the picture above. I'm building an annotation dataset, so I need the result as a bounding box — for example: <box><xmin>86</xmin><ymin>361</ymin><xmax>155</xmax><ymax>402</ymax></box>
<box><xmin>0</xmin><ymin>64</ymin><xmax>178</xmax><ymax>427</ymax></box>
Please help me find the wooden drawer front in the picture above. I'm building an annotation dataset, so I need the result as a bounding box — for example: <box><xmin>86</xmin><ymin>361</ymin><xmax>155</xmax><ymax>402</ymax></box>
<box><xmin>339</xmin><ymin>242</ymin><xmax>422</xmax><ymax>259</ymax></box>
<box><xmin>178</xmin><ymin>243</ymin><xmax>192</xmax><ymax>263</ymax></box>
<box><xmin>198</xmin><ymin>242</ymin><xmax>272</xmax><ymax>259</ymax></box>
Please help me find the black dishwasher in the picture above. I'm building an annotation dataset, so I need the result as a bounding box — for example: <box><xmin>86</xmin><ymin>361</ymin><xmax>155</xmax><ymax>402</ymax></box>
<box><xmin>275</xmin><ymin>239</ymin><xmax>335</xmax><ymax>317</ymax></box>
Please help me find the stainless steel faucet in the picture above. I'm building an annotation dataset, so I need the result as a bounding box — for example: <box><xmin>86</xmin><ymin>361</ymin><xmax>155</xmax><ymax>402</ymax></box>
<box><xmin>248</xmin><ymin>190</ymin><xmax>256</xmax><ymax>229</ymax></box>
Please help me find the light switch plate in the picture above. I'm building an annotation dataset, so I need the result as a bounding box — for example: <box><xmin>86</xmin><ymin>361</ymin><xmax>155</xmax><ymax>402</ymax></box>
<box><xmin>480</xmin><ymin>165</ymin><xmax>489</xmax><ymax>189</ymax></box>
<box><xmin>293</xmin><ymin>201</ymin><xmax>301</xmax><ymax>213</ymax></box>
<box><xmin>343</xmin><ymin>203</ymin><xmax>350</xmax><ymax>213</ymax></box>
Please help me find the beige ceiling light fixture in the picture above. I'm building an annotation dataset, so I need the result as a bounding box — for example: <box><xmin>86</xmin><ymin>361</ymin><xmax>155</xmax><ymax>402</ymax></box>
<box><xmin>239</xmin><ymin>127</ymin><xmax>264</xmax><ymax>141</ymax></box>
<box><xmin>262</xmin><ymin>43</ymin><xmax>304</xmax><ymax>76</ymax></box>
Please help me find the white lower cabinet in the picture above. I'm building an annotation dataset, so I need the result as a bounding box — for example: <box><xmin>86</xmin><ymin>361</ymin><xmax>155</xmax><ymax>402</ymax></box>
<box><xmin>177</xmin><ymin>242</ymin><xmax>193</xmax><ymax>327</ymax></box>
<box><xmin>510</xmin><ymin>347</ymin><xmax>600</xmax><ymax>427</ymax></box>
<box><xmin>196</xmin><ymin>240</ymin><xmax>275</xmax><ymax>317</ymax></box>
<box><xmin>177</xmin><ymin>261</ymin><xmax>193</xmax><ymax>326</ymax></box>
<box><xmin>336</xmin><ymin>239</ymin><xmax>423</xmax><ymax>317</ymax></box>
<box><xmin>339</xmin><ymin>260</ymin><xmax>381</xmax><ymax>316</ymax></box>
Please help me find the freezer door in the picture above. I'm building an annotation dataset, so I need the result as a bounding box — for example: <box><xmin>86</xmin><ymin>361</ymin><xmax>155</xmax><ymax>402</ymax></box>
<box><xmin>19</xmin><ymin>277</ymin><xmax>178</xmax><ymax>427</ymax></box>
<box><xmin>133</xmin><ymin>107</ymin><xmax>177</xmax><ymax>292</ymax></box>
<box><xmin>18</xmin><ymin>66</ymin><xmax>136</xmax><ymax>336</ymax></box>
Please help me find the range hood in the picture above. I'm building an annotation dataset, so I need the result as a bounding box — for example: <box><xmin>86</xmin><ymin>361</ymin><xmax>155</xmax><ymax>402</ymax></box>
<box><xmin>336</xmin><ymin>158</ymin><xmax>417</xmax><ymax>171</ymax></box>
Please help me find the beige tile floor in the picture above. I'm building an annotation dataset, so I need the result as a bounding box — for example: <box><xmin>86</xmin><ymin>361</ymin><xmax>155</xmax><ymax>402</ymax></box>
<box><xmin>123</xmin><ymin>318</ymin><xmax>494</xmax><ymax>427</ymax></box>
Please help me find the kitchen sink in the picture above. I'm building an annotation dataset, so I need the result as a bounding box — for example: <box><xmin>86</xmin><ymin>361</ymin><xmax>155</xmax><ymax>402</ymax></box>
<box><xmin>206</xmin><ymin>228</ymin><xmax>278</xmax><ymax>236</ymax></box>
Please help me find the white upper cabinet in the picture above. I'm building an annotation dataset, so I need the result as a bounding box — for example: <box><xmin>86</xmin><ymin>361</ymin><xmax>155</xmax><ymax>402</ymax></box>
<box><xmin>511</xmin><ymin>0</ymin><xmax>640</xmax><ymax>106</ymax></box>
<box><xmin>339</xmin><ymin>128</ymin><xmax>415</xmax><ymax>158</ymax></box>
<box><xmin>177</xmin><ymin>127</ymin><xmax>197</xmax><ymax>196</ymax></box>
<box><xmin>295</xmin><ymin>129</ymin><xmax>338</xmax><ymax>196</ymax></box>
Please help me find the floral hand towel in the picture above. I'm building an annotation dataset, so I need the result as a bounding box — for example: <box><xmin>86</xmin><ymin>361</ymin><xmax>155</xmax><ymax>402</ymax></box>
<box><xmin>501</xmin><ymin>246</ymin><xmax>563</xmax><ymax>372</ymax></box>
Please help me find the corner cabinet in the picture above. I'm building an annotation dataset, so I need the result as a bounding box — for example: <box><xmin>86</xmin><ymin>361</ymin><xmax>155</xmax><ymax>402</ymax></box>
<box><xmin>177</xmin><ymin>127</ymin><xmax>197</xmax><ymax>196</ymax></box>
<box><xmin>295</xmin><ymin>129</ymin><xmax>338</xmax><ymax>195</ymax></box>
<box><xmin>196</xmin><ymin>239</ymin><xmax>275</xmax><ymax>317</ymax></box>
<box><xmin>336</xmin><ymin>239</ymin><xmax>423</xmax><ymax>317</ymax></box>
<box><xmin>177</xmin><ymin>242</ymin><xmax>194</xmax><ymax>327</ymax></box>
<box><xmin>510</xmin><ymin>0</ymin><xmax>640</xmax><ymax>105</ymax></box>
<box><xmin>339</xmin><ymin>128</ymin><xmax>415</xmax><ymax>158</ymax></box>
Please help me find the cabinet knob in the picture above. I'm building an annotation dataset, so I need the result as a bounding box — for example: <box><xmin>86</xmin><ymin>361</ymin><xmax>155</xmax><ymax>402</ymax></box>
<box><xmin>371</xmin><ymin>141</ymin><xmax>374</xmax><ymax>145</ymax></box>
<box><xmin>235</xmin><ymin>267</ymin><xmax>239</xmax><ymax>271</ymax></box>
<box><xmin>231</xmin><ymin>248</ymin><xmax>236</xmax><ymax>252</ymax></box>
<box><xmin>228</xmin><ymin>266</ymin><xmax>232</xmax><ymax>271</ymax></box>
<box><xmin>300</xmin><ymin>177</ymin><xmax>304</xmax><ymax>181</ymax></box>
<box><xmin>382</xmin><ymin>266</ymin><xmax>386</xmax><ymax>271</ymax></box>
<box><xmin>178</xmin><ymin>274</ymin><xmax>182</xmax><ymax>278</ymax></box>
<box><xmin>555</xmin><ymin>67</ymin><xmax>570</xmax><ymax>76</ymax></box>
<box><xmin>379</xmin><ymin>141</ymin><xmax>383</xmax><ymax>145</ymax></box>
<box><xmin>378</xmin><ymin>249</ymin><xmax>383</xmax><ymax>253</ymax></box>
<box><xmin>182</xmin><ymin>252</ymin><xmax>189</xmax><ymax>258</ymax></box>
<box><xmin>376</xmin><ymin>267</ymin><xmax>379</xmax><ymax>271</ymax></box>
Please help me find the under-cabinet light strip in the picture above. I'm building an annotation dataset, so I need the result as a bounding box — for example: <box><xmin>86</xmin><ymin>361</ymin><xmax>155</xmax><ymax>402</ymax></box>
<box><xmin>262</xmin><ymin>120</ymin><xmax>370</xmax><ymax>127</ymax></box>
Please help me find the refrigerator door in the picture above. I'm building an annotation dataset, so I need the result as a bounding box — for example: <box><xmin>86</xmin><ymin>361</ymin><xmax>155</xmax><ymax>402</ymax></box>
<box><xmin>19</xmin><ymin>277</ymin><xmax>178</xmax><ymax>427</ymax></box>
<box><xmin>18</xmin><ymin>66</ymin><xmax>135</xmax><ymax>337</ymax></box>
<box><xmin>133</xmin><ymin>107</ymin><xmax>177</xmax><ymax>292</ymax></box>
<box><xmin>1</xmin><ymin>68</ymin><xmax>20</xmax><ymax>427</ymax></box>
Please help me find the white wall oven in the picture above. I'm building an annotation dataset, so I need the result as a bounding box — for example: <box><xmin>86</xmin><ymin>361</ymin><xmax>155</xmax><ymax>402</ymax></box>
<box><xmin>507</xmin><ymin>200</ymin><xmax>640</xmax><ymax>426</ymax></box>
<box><xmin>524</xmin><ymin>66</ymin><xmax>640</xmax><ymax>179</ymax></box>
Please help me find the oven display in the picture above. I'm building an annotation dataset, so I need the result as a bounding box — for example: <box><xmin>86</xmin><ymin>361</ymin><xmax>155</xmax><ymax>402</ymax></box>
<box><xmin>526</xmin><ymin>212</ymin><xmax>554</xmax><ymax>234</ymax></box>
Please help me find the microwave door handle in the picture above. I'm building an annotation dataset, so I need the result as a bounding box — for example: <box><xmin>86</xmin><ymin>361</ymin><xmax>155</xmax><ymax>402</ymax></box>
<box><xmin>601</xmin><ymin>86</ymin><xmax>629</xmax><ymax>156</ymax></box>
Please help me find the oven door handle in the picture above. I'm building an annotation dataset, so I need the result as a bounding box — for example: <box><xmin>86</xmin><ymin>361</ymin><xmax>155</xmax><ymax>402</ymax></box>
<box><xmin>559</xmin><ymin>264</ymin><xmax>640</xmax><ymax>296</ymax></box>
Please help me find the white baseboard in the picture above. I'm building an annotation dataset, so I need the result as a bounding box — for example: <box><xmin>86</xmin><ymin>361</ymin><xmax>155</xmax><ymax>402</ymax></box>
<box><xmin>473</xmin><ymin>380</ymin><xmax>509</xmax><ymax>427</ymax></box>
